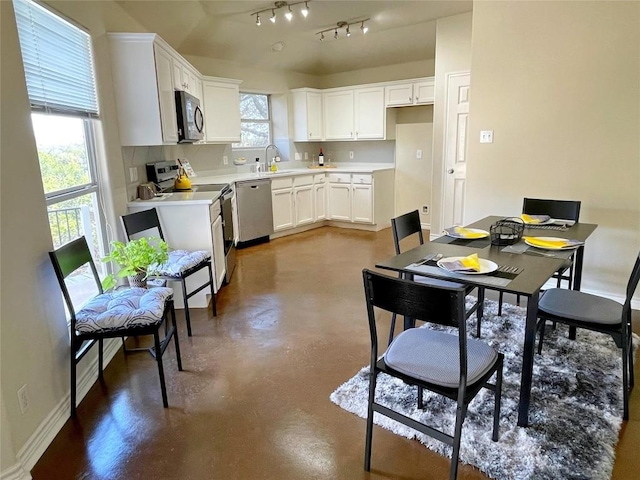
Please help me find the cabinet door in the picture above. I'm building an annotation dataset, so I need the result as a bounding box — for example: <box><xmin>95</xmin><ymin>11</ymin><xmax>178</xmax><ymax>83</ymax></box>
<box><xmin>231</xmin><ymin>192</ymin><xmax>239</xmax><ymax>244</ymax></box>
<box><xmin>202</xmin><ymin>81</ymin><xmax>241</xmax><ymax>142</ymax></box>
<box><xmin>352</xmin><ymin>184</ymin><xmax>373</xmax><ymax>223</ymax></box>
<box><xmin>154</xmin><ymin>45</ymin><xmax>179</xmax><ymax>143</ymax></box>
<box><xmin>272</xmin><ymin>188</ymin><xmax>294</xmax><ymax>231</ymax></box>
<box><xmin>294</xmin><ymin>185</ymin><xmax>314</xmax><ymax>226</ymax></box>
<box><xmin>211</xmin><ymin>214</ymin><xmax>226</xmax><ymax>291</ymax></box>
<box><xmin>414</xmin><ymin>79</ymin><xmax>435</xmax><ymax>104</ymax></box>
<box><xmin>313</xmin><ymin>183</ymin><xmax>326</xmax><ymax>221</ymax></box>
<box><xmin>172</xmin><ymin>60</ymin><xmax>184</xmax><ymax>91</ymax></box>
<box><xmin>328</xmin><ymin>183</ymin><xmax>351</xmax><ymax>221</ymax></box>
<box><xmin>385</xmin><ymin>83</ymin><xmax>413</xmax><ymax>107</ymax></box>
<box><xmin>323</xmin><ymin>90</ymin><xmax>354</xmax><ymax>140</ymax></box>
<box><xmin>355</xmin><ymin>87</ymin><xmax>385</xmax><ymax>140</ymax></box>
<box><xmin>307</xmin><ymin>92</ymin><xmax>323</xmax><ymax>140</ymax></box>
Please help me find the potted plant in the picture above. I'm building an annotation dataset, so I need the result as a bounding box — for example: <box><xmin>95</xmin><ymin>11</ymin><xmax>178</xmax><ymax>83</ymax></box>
<box><xmin>101</xmin><ymin>236</ymin><xmax>169</xmax><ymax>290</ymax></box>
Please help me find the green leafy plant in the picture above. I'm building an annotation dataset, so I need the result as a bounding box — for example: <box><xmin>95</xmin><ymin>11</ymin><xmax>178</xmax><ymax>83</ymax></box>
<box><xmin>101</xmin><ymin>237</ymin><xmax>169</xmax><ymax>291</ymax></box>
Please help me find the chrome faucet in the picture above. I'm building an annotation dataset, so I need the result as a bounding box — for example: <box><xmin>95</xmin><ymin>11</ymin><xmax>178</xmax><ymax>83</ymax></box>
<box><xmin>265</xmin><ymin>144</ymin><xmax>280</xmax><ymax>166</ymax></box>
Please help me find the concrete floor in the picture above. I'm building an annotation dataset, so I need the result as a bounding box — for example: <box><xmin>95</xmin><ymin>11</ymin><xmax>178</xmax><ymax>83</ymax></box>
<box><xmin>31</xmin><ymin>227</ymin><xmax>639</xmax><ymax>479</ymax></box>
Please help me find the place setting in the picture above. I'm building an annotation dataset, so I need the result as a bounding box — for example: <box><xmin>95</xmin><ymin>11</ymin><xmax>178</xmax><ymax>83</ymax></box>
<box><xmin>520</xmin><ymin>213</ymin><xmax>573</xmax><ymax>230</ymax></box>
<box><xmin>439</xmin><ymin>225</ymin><xmax>492</xmax><ymax>247</ymax></box>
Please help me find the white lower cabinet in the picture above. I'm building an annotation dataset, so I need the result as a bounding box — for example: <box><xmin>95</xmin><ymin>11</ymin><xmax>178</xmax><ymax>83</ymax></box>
<box><xmin>328</xmin><ymin>173</ymin><xmax>374</xmax><ymax>223</ymax></box>
<box><xmin>294</xmin><ymin>185</ymin><xmax>314</xmax><ymax>226</ymax></box>
<box><xmin>211</xmin><ymin>214</ymin><xmax>226</xmax><ymax>289</ymax></box>
<box><xmin>313</xmin><ymin>174</ymin><xmax>326</xmax><ymax>221</ymax></box>
<box><xmin>272</xmin><ymin>177</ymin><xmax>294</xmax><ymax>231</ymax></box>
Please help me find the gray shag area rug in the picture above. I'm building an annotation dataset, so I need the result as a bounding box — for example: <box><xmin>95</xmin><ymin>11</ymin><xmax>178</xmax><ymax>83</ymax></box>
<box><xmin>330</xmin><ymin>299</ymin><xmax>636</xmax><ymax>480</ymax></box>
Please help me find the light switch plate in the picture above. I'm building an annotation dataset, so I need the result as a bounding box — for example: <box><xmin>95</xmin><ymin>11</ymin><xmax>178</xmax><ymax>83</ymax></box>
<box><xmin>416</xmin><ymin>149</ymin><xmax>422</xmax><ymax>159</ymax></box>
<box><xmin>349</xmin><ymin>151</ymin><xmax>354</xmax><ymax>159</ymax></box>
<box><xmin>295</xmin><ymin>152</ymin><xmax>302</xmax><ymax>160</ymax></box>
<box><xmin>223</xmin><ymin>156</ymin><xmax>228</xmax><ymax>165</ymax></box>
<box><xmin>480</xmin><ymin>130</ymin><xmax>494</xmax><ymax>144</ymax></box>
<box><xmin>129</xmin><ymin>167</ymin><xmax>138</xmax><ymax>182</ymax></box>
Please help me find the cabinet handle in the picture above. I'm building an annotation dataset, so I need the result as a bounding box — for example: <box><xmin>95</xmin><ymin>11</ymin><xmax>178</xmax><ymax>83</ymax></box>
<box><xmin>409</xmin><ymin>96</ymin><xmax>412</xmax><ymax>102</ymax></box>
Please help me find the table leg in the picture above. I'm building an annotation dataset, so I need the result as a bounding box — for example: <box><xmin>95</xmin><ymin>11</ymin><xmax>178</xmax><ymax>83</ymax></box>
<box><xmin>518</xmin><ymin>290</ymin><xmax>539</xmax><ymax>427</ymax></box>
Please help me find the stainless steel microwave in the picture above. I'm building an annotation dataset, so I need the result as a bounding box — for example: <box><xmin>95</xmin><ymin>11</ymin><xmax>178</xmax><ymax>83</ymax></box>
<box><xmin>175</xmin><ymin>90</ymin><xmax>204</xmax><ymax>143</ymax></box>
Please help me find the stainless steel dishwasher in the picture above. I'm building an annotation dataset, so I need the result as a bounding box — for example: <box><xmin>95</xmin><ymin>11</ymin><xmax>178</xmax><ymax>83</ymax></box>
<box><xmin>236</xmin><ymin>178</ymin><xmax>274</xmax><ymax>246</ymax></box>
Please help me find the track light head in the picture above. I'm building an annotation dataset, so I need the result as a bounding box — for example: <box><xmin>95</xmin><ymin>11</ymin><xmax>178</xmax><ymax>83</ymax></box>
<box><xmin>319</xmin><ymin>32</ymin><xmax>324</xmax><ymax>41</ymax></box>
<box><xmin>285</xmin><ymin>6</ymin><xmax>293</xmax><ymax>21</ymax></box>
<box><xmin>270</xmin><ymin>9</ymin><xmax>276</xmax><ymax>23</ymax></box>
<box><xmin>256</xmin><ymin>14</ymin><xmax>261</xmax><ymax>26</ymax></box>
<box><xmin>334</xmin><ymin>29</ymin><xmax>338</xmax><ymax>40</ymax></box>
<box><xmin>301</xmin><ymin>2</ymin><xmax>309</xmax><ymax>17</ymax></box>
<box><xmin>346</xmin><ymin>26</ymin><xmax>351</xmax><ymax>37</ymax></box>
<box><xmin>361</xmin><ymin>22</ymin><xmax>368</xmax><ymax>34</ymax></box>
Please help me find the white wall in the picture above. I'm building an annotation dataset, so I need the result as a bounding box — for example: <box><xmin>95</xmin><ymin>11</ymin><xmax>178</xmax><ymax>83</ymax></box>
<box><xmin>466</xmin><ymin>1</ymin><xmax>640</xmax><ymax>299</ymax></box>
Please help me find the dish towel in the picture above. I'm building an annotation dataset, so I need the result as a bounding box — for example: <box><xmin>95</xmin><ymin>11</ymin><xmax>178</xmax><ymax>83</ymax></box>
<box><xmin>444</xmin><ymin>226</ymin><xmax>487</xmax><ymax>239</ymax></box>
<box><xmin>521</xmin><ymin>214</ymin><xmax>551</xmax><ymax>224</ymax></box>
<box><xmin>439</xmin><ymin>253</ymin><xmax>481</xmax><ymax>272</ymax></box>
<box><xmin>524</xmin><ymin>237</ymin><xmax>584</xmax><ymax>249</ymax></box>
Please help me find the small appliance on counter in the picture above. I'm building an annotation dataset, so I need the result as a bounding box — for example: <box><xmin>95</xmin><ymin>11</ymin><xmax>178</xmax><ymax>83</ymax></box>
<box><xmin>137</xmin><ymin>182</ymin><xmax>156</xmax><ymax>200</ymax></box>
<box><xmin>146</xmin><ymin>160</ymin><xmax>180</xmax><ymax>192</ymax></box>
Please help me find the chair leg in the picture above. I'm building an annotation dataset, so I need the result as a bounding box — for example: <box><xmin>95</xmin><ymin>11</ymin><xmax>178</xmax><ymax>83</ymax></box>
<box><xmin>449</xmin><ymin>403</ymin><xmax>467</xmax><ymax>480</ymax></box>
<box><xmin>492</xmin><ymin>359</ymin><xmax>503</xmax><ymax>442</ymax></box>
<box><xmin>388</xmin><ymin>313</ymin><xmax>397</xmax><ymax>347</ymax></box>
<box><xmin>208</xmin><ymin>263</ymin><xmax>217</xmax><ymax>317</ymax></box>
<box><xmin>537</xmin><ymin>320</ymin><xmax>546</xmax><ymax>355</ymax></box>
<box><xmin>497</xmin><ymin>292</ymin><xmax>503</xmax><ymax>316</ymax></box>
<box><xmin>153</xmin><ymin>331</ymin><xmax>169</xmax><ymax>408</ymax></box>
<box><xmin>121</xmin><ymin>337</ymin><xmax>128</xmax><ymax>353</ymax></box>
<box><xmin>364</xmin><ymin>370</ymin><xmax>378</xmax><ymax>471</ymax></box>
<box><xmin>516</xmin><ymin>294</ymin><xmax>521</xmax><ymax>306</ymax></box>
<box><xmin>181</xmin><ymin>279</ymin><xmax>193</xmax><ymax>337</ymax></box>
<box><xmin>417</xmin><ymin>386</ymin><xmax>424</xmax><ymax>410</ymax></box>
<box><xmin>476</xmin><ymin>287</ymin><xmax>485</xmax><ymax>338</ymax></box>
<box><xmin>98</xmin><ymin>339</ymin><xmax>104</xmax><ymax>379</ymax></box>
<box><xmin>71</xmin><ymin>354</ymin><xmax>77</xmax><ymax>417</ymax></box>
<box><xmin>629</xmin><ymin>325</ymin><xmax>635</xmax><ymax>389</ymax></box>
<box><xmin>170</xmin><ymin>304</ymin><xmax>183</xmax><ymax>371</ymax></box>
<box><xmin>622</xmin><ymin>337</ymin><xmax>629</xmax><ymax>420</ymax></box>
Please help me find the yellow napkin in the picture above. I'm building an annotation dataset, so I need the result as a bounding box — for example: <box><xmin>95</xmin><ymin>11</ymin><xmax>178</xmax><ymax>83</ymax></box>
<box><xmin>455</xmin><ymin>227</ymin><xmax>487</xmax><ymax>239</ymax></box>
<box><xmin>521</xmin><ymin>214</ymin><xmax>551</xmax><ymax>224</ymax></box>
<box><xmin>459</xmin><ymin>253</ymin><xmax>481</xmax><ymax>271</ymax></box>
<box><xmin>524</xmin><ymin>236</ymin><xmax>568</xmax><ymax>248</ymax></box>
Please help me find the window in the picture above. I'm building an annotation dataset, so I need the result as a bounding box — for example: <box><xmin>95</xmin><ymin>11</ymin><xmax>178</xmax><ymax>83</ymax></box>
<box><xmin>14</xmin><ymin>0</ymin><xmax>107</xmax><ymax>307</ymax></box>
<box><xmin>234</xmin><ymin>93</ymin><xmax>271</xmax><ymax>148</ymax></box>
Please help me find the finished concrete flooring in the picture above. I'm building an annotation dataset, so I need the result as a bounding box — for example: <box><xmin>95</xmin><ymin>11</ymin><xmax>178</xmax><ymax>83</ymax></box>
<box><xmin>31</xmin><ymin>227</ymin><xmax>639</xmax><ymax>479</ymax></box>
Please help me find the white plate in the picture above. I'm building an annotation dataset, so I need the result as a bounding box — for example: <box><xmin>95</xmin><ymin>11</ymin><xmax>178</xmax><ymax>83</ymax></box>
<box><xmin>524</xmin><ymin>236</ymin><xmax>580</xmax><ymax>250</ymax></box>
<box><xmin>521</xmin><ymin>216</ymin><xmax>554</xmax><ymax>225</ymax></box>
<box><xmin>445</xmin><ymin>228</ymin><xmax>490</xmax><ymax>239</ymax></box>
<box><xmin>437</xmin><ymin>256</ymin><xmax>498</xmax><ymax>275</ymax></box>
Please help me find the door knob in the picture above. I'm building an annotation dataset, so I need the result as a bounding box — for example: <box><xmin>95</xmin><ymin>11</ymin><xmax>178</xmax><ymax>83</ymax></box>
<box><xmin>447</xmin><ymin>168</ymin><xmax>454</xmax><ymax>174</ymax></box>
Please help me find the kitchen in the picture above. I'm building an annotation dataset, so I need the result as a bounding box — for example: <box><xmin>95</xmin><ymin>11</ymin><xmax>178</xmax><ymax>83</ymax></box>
<box><xmin>1</xmin><ymin>1</ymin><xmax>639</xmax><ymax>479</ymax></box>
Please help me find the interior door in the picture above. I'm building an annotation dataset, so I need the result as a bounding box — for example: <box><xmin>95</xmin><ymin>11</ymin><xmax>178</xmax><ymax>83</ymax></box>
<box><xmin>442</xmin><ymin>72</ymin><xmax>470</xmax><ymax>228</ymax></box>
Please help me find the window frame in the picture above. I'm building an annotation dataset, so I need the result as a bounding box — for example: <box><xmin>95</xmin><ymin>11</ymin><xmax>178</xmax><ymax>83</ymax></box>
<box><xmin>233</xmin><ymin>92</ymin><xmax>272</xmax><ymax>150</ymax></box>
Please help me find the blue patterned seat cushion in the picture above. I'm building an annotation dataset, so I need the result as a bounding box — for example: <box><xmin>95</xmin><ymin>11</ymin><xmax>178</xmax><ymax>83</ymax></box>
<box><xmin>75</xmin><ymin>287</ymin><xmax>173</xmax><ymax>333</ymax></box>
<box><xmin>151</xmin><ymin>250</ymin><xmax>210</xmax><ymax>278</ymax></box>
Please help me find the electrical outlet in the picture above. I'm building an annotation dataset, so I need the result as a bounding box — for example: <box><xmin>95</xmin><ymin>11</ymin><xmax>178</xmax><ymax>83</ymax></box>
<box><xmin>129</xmin><ymin>167</ymin><xmax>138</xmax><ymax>182</ymax></box>
<box><xmin>223</xmin><ymin>156</ymin><xmax>228</xmax><ymax>165</ymax></box>
<box><xmin>18</xmin><ymin>384</ymin><xmax>29</xmax><ymax>414</ymax></box>
<box><xmin>416</xmin><ymin>149</ymin><xmax>422</xmax><ymax>159</ymax></box>
<box><xmin>304</xmin><ymin>152</ymin><xmax>309</xmax><ymax>160</ymax></box>
<box><xmin>422</xmin><ymin>205</ymin><xmax>429</xmax><ymax>214</ymax></box>
<box><xmin>480</xmin><ymin>130</ymin><xmax>494</xmax><ymax>144</ymax></box>
<box><xmin>295</xmin><ymin>152</ymin><xmax>302</xmax><ymax>160</ymax></box>
<box><xmin>349</xmin><ymin>151</ymin><xmax>354</xmax><ymax>159</ymax></box>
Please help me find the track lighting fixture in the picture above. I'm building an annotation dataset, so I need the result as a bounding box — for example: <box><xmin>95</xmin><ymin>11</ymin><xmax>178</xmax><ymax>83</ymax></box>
<box><xmin>252</xmin><ymin>1</ymin><xmax>311</xmax><ymax>26</ymax></box>
<box><xmin>316</xmin><ymin>18</ymin><xmax>370</xmax><ymax>41</ymax></box>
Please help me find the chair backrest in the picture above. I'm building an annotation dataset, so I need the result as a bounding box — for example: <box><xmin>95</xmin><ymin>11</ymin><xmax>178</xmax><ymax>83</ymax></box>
<box><xmin>362</xmin><ymin>269</ymin><xmax>467</xmax><ymax>356</ymax></box>
<box><xmin>522</xmin><ymin>198</ymin><xmax>581</xmax><ymax>222</ymax></box>
<box><xmin>624</xmin><ymin>252</ymin><xmax>640</xmax><ymax>313</ymax></box>
<box><xmin>391</xmin><ymin>210</ymin><xmax>423</xmax><ymax>255</ymax></box>
<box><xmin>121</xmin><ymin>208</ymin><xmax>165</xmax><ymax>241</ymax></box>
<box><xmin>49</xmin><ymin>236</ymin><xmax>102</xmax><ymax>323</ymax></box>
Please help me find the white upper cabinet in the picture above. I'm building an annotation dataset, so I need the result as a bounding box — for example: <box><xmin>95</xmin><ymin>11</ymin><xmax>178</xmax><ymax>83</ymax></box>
<box><xmin>291</xmin><ymin>89</ymin><xmax>323</xmax><ymax>141</ymax></box>
<box><xmin>354</xmin><ymin>87</ymin><xmax>385</xmax><ymax>140</ymax></box>
<box><xmin>385</xmin><ymin>77</ymin><xmax>435</xmax><ymax>107</ymax></box>
<box><xmin>173</xmin><ymin>59</ymin><xmax>202</xmax><ymax>101</ymax></box>
<box><xmin>108</xmin><ymin>33</ymin><xmax>179</xmax><ymax>146</ymax></box>
<box><xmin>202</xmin><ymin>78</ymin><xmax>242</xmax><ymax>143</ymax></box>
<box><xmin>323</xmin><ymin>90</ymin><xmax>355</xmax><ymax>140</ymax></box>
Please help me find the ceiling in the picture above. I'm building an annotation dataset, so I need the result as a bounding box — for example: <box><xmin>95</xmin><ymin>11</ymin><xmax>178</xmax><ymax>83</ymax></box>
<box><xmin>115</xmin><ymin>1</ymin><xmax>473</xmax><ymax>76</ymax></box>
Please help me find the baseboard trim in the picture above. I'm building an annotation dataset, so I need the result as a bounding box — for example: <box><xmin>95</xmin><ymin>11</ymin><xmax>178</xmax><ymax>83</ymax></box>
<box><xmin>14</xmin><ymin>339</ymin><xmax>122</xmax><ymax>472</ymax></box>
<box><xmin>0</xmin><ymin>463</ymin><xmax>31</xmax><ymax>480</ymax></box>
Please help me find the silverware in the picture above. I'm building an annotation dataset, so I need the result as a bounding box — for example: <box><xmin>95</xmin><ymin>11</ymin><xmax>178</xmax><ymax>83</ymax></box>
<box><xmin>526</xmin><ymin>250</ymin><xmax>556</xmax><ymax>258</ymax></box>
<box><xmin>413</xmin><ymin>253</ymin><xmax>443</xmax><ymax>266</ymax></box>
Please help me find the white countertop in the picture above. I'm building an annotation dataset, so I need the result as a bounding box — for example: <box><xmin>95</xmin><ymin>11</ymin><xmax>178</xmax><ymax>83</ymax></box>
<box><xmin>193</xmin><ymin>163</ymin><xmax>395</xmax><ymax>186</ymax></box>
<box><xmin>127</xmin><ymin>190</ymin><xmax>221</xmax><ymax>207</ymax></box>
<box><xmin>128</xmin><ymin>163</ymin><xmax>394</xmax><ymax>207</ymax></box>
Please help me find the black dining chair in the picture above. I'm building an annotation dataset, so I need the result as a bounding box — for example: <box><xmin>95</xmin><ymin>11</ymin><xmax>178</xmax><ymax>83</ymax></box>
<box><xmin>390</xmin><ymin>210</ymin><xmax>485</xmax><ymax>342</ymax></box>
<box><xmin>49</xmin><ymin>236</ymin><xmax>182</xmax><ymax>416</ymax></box>
<box><xmin>121</xmin><ymin>208</ymin><xmax>216</xmax><ymax>336</ymax></box>
<box><xmin>497</xmin><ymin>198</ymin><xmax>582</xmax><ymax>316</ymax></box>
<box><xmin>536</xmin><ymin>252</ymin><xmax>640</xmax><ymax>420</ymax></box>
<box><xmin>362</xmin><ymin>269</ymin><xmax>503</xmax><ymax>480</ymax></box>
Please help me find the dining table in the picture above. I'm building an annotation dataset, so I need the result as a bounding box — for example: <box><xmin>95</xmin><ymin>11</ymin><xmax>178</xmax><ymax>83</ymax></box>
<box><xmin>375</xmin><ymin>215</ymin><xmax>598</xmax><ymax>427</ymax></box>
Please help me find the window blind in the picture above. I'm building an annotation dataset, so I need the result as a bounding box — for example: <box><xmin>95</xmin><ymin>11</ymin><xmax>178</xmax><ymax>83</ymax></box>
<box><xmin>13</xmin><ymin>0</ymin><xmax>99</xmax><ymax>117</ymax></box>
